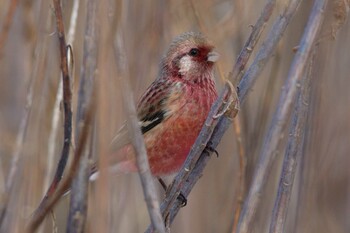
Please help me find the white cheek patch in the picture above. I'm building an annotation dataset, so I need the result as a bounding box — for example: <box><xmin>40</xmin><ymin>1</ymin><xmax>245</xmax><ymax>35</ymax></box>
<box><xmin>179</xmin><ymin>55</ymin><xmax>194</xmax><ymax>74</ymax></box>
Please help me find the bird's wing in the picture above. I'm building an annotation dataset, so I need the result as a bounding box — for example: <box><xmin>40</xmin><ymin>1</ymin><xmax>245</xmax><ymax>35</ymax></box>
<box><xmin>110</xmin><ymin>78</ymin><xmax>186</xmax><ymax>152</ymax></box>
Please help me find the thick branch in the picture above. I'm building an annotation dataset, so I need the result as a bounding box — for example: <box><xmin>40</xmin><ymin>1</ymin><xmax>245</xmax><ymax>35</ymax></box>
<box><xmin>230</xmin><ymin>0</ymin><xmax>276</xmax><ymax>85</ymax></box>
<box><xmin>238</xmin><ymin>0</ymin><xmax>302</xmax><ymax>102</ymax></box>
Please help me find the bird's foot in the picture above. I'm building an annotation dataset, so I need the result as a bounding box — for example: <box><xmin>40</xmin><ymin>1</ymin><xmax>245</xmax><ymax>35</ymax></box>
<box><xmin>205</xmin><ymin>142</ymin><xmax>219</xmax><ymax>157</ymax></box>
<box><xmin>177</xmin><ymin>193</ymin><xmax>187</xmax><ymax>207</ymax></box>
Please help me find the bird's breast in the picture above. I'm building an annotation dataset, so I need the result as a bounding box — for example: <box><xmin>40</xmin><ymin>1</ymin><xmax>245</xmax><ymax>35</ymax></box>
<box><xmin>144</xmin><ymin>79</ymin><xmax>217</xmax><ymax>176</ymax></box>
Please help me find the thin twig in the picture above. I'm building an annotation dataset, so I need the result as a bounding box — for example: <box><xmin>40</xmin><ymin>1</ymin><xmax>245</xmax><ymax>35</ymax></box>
<box><xmin>45</xmin><ymin>0</ymin><xmax>79</xmax><ymax>197</ymax></box>
<box><xmin>268</xmin><ymin>50</ymin><xmax>314</xmax><ymax>233</ymax></box>
<box><xmin>113</xmin><ymin>25</ymin><xmax>166</xmax><ymax>232</ymax></box>
<box><xmin>27</xmin><ymin>91</ymin><xmax>95</xmax><ymax>233</ymax></box>
<box><xmin>236</xmin><ymin>0</ymin><xmax>327</xmax><ymax>232</ymax></box>
<box><xmin>231</xmin><ymin>115</ymin><xmax>246</xmax><ymax>233</ymax></box>
<box><xmin>66</xmin><ymin>0</ymin><xmax>98</xmax><ymax>232</ymax></box>
<box><xmin>0</xmin><ymin>0</ymin><xmax>18</xmax><ymax>53</ymax></box>
<box><xmin>0</xmin><ymin>55</ymin><xmax>36</xmax><ymax>227</ymax></box>
<box><xmin>35</xmin><ymin>0</ymin><xmax>73</xmax><ymax>214</ymax></box>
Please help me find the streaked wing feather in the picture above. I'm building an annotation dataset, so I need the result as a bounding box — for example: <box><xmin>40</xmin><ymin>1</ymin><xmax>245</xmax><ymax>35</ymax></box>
<box><xmin>110</xmin><ymin>79</ymin><xmax>185</xmax><ymax>152</ymax></box>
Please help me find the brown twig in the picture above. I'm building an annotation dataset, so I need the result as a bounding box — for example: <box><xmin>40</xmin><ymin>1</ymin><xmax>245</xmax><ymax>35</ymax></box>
<box><xmin>45</xmin><ymin>0</ymin><xmax>79</xmax><ymax>196</ymax></box>
<box><xmin>35</xmin><ymin>0</ymin><xmax>73</xmax><ymax>215</ymax></box>
<box><xmin>113</xmin><ymin>25</ymin><xmax>166</xmax><ymax>232</ymax></box>
<box><xmin>0</xmin><ymin>0</ymin><xmax>18</xmax><ymax>53</ymax></box>
<box><xmin>27</xmin><ymin>90</ymin><xmax>95</xmax><ymax>233</ymax></box>
<box><xmin>231</xmin><ymin>115</ymin><xmax>246</xmax><ymax>233</ymax></box>
<box><xmin>66</xmin><ymin>0</ymin><xmax>98</xmax><ymax>232</ymax></box>
<box><xmin>268</xmin><ymin>49</ymin><xmax>314</xmax><ymax>233</ymax></box>
<box><xmin>236</xmin><ymin>0</ymin><xmax>327</xmax><ymax>232</ymax></box>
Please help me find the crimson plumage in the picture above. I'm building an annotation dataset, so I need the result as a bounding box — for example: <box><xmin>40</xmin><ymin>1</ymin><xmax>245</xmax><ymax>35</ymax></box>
<box><xmin>105</xmin><ymin>32</ymin><xmax>219</xmax><ymax>176</ymax></box>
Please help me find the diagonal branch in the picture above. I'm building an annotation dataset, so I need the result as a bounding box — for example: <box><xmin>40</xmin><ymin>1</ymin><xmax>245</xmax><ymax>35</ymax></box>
<box><xmin>236</xmin><ymin>0</ymin><xmax>328</xmax><ymax>232</ymax></box>
<box><xmin>230</xmin><ymin>0</ymin><xmax>277</xmax><ymax>85</ymax></box>
<box><xmin>114</xmin><ymin>27</ymin><xmax>166</xmax><ymax>233</ymax></box>
<box><xmin>238</xmin><ymin>0</ymin><xmax>302</xmax><ymax>102</ymax></box>
<box><xmin>34</xmin><ymin>0</ymin><xmax>73</xmax><ymax>215</ymax></box>
<box><xmin>268</xmin><ymin>50</ymin><xmax>314</xmax><ymax>233</ymax></box>
<box><xmin>27</xmin><ymin>92</ymin><xmax>94</xmax><ymax>232</ymax></box>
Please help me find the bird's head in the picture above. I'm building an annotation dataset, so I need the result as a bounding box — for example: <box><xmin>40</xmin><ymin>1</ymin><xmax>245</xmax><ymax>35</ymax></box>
<box><xmin>162</xmin><ymin>32</ymin><xmax>219</xmax><ymax>80</ymax></box>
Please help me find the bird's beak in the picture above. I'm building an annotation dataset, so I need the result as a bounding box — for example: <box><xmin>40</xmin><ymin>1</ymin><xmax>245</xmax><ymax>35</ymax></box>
<box><xmin>207</xmin><ymin>51</ymin><xmax>220</xmax><ymax>63</ymax></box>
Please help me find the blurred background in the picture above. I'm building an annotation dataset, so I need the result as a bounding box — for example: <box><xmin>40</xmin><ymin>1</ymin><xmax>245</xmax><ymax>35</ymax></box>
<box><xmin>0</xmin><ymin>0</ymin><xmax>349</xmax><ymax>232</ymax></box>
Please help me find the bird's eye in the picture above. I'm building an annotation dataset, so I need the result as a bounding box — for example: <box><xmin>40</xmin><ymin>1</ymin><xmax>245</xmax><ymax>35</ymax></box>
<box><xmin>188</xmin><ymin>48</ymin><xmax>200</xmax><ymax>57</ymax></box>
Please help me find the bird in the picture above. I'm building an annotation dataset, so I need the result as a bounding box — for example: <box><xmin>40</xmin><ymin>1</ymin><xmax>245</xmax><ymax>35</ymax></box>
<box><xmin>92</xmin><ymin>31</ymin><xmax>219</xmax><ymax>179</ymax></box>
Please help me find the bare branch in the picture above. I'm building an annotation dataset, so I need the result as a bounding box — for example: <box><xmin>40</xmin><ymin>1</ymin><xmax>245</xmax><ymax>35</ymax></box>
<box><xmin>236</xmin><ymin>0</ymin><xmax>328</xmax><ymax>232</ymax></box>
<box><xmin>45</xmin><ymin>0</ymin><xmax>80</xmax><ymax>197</ymax></box>
<box><xmin>230</xmin><ymin>0</ymin><xmax>277</xmax><ymax>85</ymax></box>
<box><xmin>113</xmin><ymin>28</ymin><xmax>166</xmax><ymax>233</ymax></box>
<box><xmin>66</xmin><ymin>0</ymin><xmax>98</xmax><ymax>232</ymax></box>
<box><xmin>35</xmin><ymin>0</ymin><xmax>73</xmax><ymax>215</ymax></box>
<box><xmin>231</xmin><ymin>115</ymin><xmax>247</xmax><ymax>233</ymax></box>
<box><xmin>238</xmin><ymin>0</ymin><xmax>302</xmax><ymax>102</ymax></box>
<box><xmin>269</xmin><ymin>51</ymin><xmax>314</xmax><ymax>233</ymax></box>
<box><xmin>27</xmin><ymin>92</ymin><xmax>95</xmax><ymax>233</ymax></box>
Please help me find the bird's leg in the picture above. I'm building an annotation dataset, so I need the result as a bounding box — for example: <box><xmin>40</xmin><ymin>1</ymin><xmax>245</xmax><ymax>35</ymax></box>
<box><xmin>158</xmin><ymin>178</ymin><xmax>168</xmax><ymax>191</ymax></box>
<box><xmin>157</xmin><ymin>178</ymin><xmax>187</xmax><ymax>207</ymax></box>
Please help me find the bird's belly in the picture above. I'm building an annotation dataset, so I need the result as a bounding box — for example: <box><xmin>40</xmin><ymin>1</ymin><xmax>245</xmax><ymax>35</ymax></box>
<box><xmin>145</xmin><ymin>101</ymin><xmax>210</xmax><ymax>176</ymax></box>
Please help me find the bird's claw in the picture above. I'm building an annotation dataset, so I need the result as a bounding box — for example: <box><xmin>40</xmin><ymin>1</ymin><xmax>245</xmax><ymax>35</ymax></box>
<box><xmin>205</xmin><ymin>143</ymin><xmax>219</xmax><ymax>157</ymax></box>
<box><xmin>177</xmin><ymin>193</ymin><xmax>187</xmax><ymax>207</ymax></box>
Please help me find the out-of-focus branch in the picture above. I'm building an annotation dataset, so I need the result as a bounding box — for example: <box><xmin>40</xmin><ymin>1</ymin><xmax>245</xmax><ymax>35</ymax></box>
<box><xmin>27</xmin><ymin>91</ymin><xmax>95</xmax><ymax>233</ymax></box>
<box><xmin>0</xmin><ymin>0</ymin><xmax>18</xmax><ymax>53</ymax></box>
<box><xmin>269</xmin><ymin>51</ymin><xmax>314</xmax><ymax>233</ymax></box>
<box><xmin>236</xmin><ymin>0</ymin><xmax>327</xmax><ymax>232</ymax></box>
<box><xmin>66</xmin><ymin>0</ymin><xmax>98</xmax><ymax>232</ymax></box>
<box><xmin>113</xmin><ymin>27</ymin><xmax>166</xmax><ymax>233</ymax></box>
<box><xmin>231</xmin><ymin>115</ymin><xmax>246</xmax><ymax>233</ymax></box>
<box><xmin>35</xmin><ymin>0</ymin><xmax>73</xmax><ymax>215</ymax></box>
<box><xmin>0</xmin><ymin>58</ymin><xmax>36</xmax><ymax>228</ymax></box>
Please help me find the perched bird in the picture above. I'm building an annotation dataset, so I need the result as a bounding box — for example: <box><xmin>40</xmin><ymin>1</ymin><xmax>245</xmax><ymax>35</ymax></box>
<box><xmin>94</xmin><ymin>32</ymin><xmax>219</xmax><ymax>178</ymax></box>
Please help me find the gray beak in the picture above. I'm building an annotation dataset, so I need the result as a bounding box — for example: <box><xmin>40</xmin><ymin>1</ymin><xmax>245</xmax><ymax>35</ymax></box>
<box><xmin>207</xmin><ymin>51</ymin><xmax>220</xmax><ymax>62</ymax></box>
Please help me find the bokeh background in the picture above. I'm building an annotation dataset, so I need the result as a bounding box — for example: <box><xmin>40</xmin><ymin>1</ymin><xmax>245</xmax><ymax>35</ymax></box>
<box><xmin>0</xmin><ymin>0</ymin><xmax>349</xmax><ymax>232</ymax></box>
